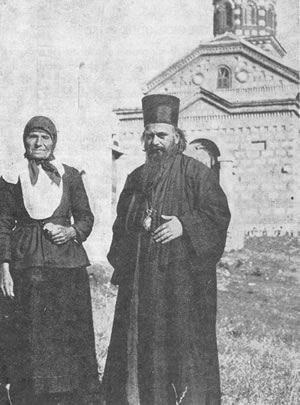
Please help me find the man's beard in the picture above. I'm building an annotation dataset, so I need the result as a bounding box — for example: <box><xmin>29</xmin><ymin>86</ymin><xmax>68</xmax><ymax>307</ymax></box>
<box><xmin>142</xmin><ymin>143</ymin><xmax>178</xmax><ymax>191</ymax></box>
<box><xmin>145</xmin><ymin>142</ymin><xmax>178</xmax><ymax>163</ymax></box>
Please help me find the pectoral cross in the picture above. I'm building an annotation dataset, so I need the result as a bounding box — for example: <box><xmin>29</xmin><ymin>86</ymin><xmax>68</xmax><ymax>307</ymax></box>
<box><xmin>143</xmin><ymin>208</ymin><xmax>156</xmax><ymax>232</ymax></box>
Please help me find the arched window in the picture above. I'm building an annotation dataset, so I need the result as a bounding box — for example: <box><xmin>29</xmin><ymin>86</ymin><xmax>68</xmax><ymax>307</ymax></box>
<box><xmin>244</xmin><ymin>2</ymin><xmax>257</xmax><ymax>25</ymax></box>
<box><xmin>214</xmin><ymin>8</ymin><xmax>221</xmax><ymax>36</ymax></box>
<box><xmin>217</xmin><ymin>66</ymin><xmax>231</xmax><ymax>89</ymax></box>
<box><xmin>225</xmin><ymin>2</ymin><xmax>233</xmax><ymax>26</ymax></box>
<box><xmin>214</xmin><ymin>1</ymin><xmax>233</xmax><ymax>35</ymax></box>
<box><xmin>266</xmin><ymin>6</ymin><xmax>275</xmax><ymax>28</ymax></box>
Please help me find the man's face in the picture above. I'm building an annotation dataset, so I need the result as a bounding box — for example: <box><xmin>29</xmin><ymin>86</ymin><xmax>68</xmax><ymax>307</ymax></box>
<box><xmin>143</xmin><ymin>123</ymin><xmax>179</xmax><ymax>159</ymax></box>
<box><xmin>25</xmin><ymin>130</ymin><xmax>54</xmax><ymax>160</ymax></box>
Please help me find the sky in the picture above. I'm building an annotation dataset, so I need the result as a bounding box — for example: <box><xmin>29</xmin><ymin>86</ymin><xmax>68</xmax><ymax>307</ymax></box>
<box><xmin>99</xmin><ymin>0</ymin><xmax>299</xmax><ymax>109</ymax></box>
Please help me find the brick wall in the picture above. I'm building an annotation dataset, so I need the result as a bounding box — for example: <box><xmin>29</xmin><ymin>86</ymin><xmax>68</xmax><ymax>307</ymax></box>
<box><xmin>185</xmin><ymin>114</ymin><xmax>298</xmax><ymax>239</ymax></box>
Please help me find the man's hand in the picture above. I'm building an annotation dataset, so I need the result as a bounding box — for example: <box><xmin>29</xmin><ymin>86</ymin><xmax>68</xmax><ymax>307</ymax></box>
<box><xmin>152</xmin><ymin>215</ymin><xmax>183</xmax><ymax>244</ymax></box>
<box><xmin>44</xmin><ymin>224</ymin><xmax>77</xmax><ymax>245</ymax></box>
<box><xmin>0</xmin><ymin>262</ymin><xmax>14</xmax><ymax>298</ymax></box>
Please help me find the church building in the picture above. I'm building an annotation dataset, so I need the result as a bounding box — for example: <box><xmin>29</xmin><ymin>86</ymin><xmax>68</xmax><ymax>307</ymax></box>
<box><xmin>113</xmin><ymin>0</ymin><xmax>300</xmax><ymax>248</ymax></box>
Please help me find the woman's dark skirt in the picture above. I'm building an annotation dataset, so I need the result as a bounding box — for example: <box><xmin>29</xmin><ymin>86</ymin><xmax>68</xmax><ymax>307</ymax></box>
<box><xmin>0</xmin><ymin>266</ymin><xmax>101</xmax><ymax>405</ymax></box>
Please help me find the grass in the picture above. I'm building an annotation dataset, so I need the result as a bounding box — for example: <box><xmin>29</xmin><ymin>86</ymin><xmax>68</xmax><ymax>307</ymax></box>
<box><xmin>217</xmin><ymin>236</ymin><xmax>300</xmax><ymax>405</ymax></box>
<box><xmin>89</xmin><ymin>236</ymin><xmax>300</xmax><ymax>404</ymax></box>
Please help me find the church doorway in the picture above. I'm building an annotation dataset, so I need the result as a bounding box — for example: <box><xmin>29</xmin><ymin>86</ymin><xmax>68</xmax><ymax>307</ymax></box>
<box><xmin>187</xmin><ymin>138</ymin><xmax>221</xmax><ymax>180</ymax></box>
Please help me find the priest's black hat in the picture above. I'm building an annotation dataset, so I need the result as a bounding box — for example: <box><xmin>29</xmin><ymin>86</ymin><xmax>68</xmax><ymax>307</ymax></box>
<box><xmin>142</xmin><ymin>94</ymin><xmax>180</xmax><ymax>127</ymax></box>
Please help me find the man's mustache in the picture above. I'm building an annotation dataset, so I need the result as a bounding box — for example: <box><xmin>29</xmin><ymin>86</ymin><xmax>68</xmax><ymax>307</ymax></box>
<box><xmin>147</xmin><ymin>146</ymin><xmax>164</xmax><ymax>152</ymax></box>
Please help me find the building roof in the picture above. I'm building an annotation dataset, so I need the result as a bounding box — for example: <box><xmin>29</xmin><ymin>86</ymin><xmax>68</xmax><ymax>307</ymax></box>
<box><xmin>145</xmin><ymin>34</ymin><xmax>299</xmax><ymax>94</ymax></box>
<box><xmin>114</xmin><ymin>86</ymin><xmax>299</xmax><ymax>122</ymax></box>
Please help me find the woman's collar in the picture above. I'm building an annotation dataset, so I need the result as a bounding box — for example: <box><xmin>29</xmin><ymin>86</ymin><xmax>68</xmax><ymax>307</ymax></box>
<box><xmin>1</xmin><ymin>157</ymin><xmax>65</xmax><ymax>184</ymax></box>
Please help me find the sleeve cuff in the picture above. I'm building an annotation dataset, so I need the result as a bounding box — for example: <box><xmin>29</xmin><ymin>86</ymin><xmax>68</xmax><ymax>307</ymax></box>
<box><xmin>71</xmin><ymin>225</ymin><xmax>83</xmax><ymax>244</ymax></box>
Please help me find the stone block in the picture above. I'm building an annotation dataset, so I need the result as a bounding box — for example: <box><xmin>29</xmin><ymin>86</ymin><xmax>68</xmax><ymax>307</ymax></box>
<box><xmin>268</xmin><ymin>191</ymin><xmax>279</xmax><ymax>200</ymax></box>
<box><xmin>286</xmin><ymin>207</ymin><xmax>295</xmax><ymax>216</ymax></box>
<box><xmin>246</xmin><ymin>150</ymin><xmax>260</xmax><ymax>159</ymax></box>
<box><xmin>261</xmin><ymin>149</ymin><xmax>274</xmax><ymax>158</ymax></box>
<box><xmin>274</xmin><ymin>183</ymin><xmax>286</xmax><ymax>191</ymax></box>
<box><xmin>266</xmin><ymin>158</ymin><xmax>278</xmax><ymax>165</ymax></box>
<box><xmin>263</xmin><ymin>183</ymin><xmax>276</xmax><ymax>191</ymax></box>
<box><xmin>274</xmin><ymin>133</ymin><xmax>287</xmax><ymax>141</ymax></box>
<box><xmin>281</xmin><ymin>141</ymin><xmax>292</xmax><ymax>149</ymax></box>
<box><xmin>240</xmin><ymin>193</ymin><xmax>250</xmax><ymax>201</ymax></box>
<box><xmin>246</xmin><ymin>183</ymin><xmax>260</xmax><ymax>191</ymax></box>
<box><xmin>273</xmin><ymin>208</ymin><xmax>286</xmax><ymax>217</ymax></box>
<box><xmin>234</xmin><ymin>151</ymin><xmax>246</xmax><ymax>159</ymax></box>
<box><xmin>252</xmin><ymin>159</ymin><xmax>266</xmax><ymax>167</ymax></box>
<box><xmin>250</xmin><ymin>141</ymin><xmax>266</xmax><ymax>151</ymax></box>
<box><xmin>282</xmin><ymin>164</ymin><xmax>293</xmax><ymax>174</ymax></box>
<box><xmin>246</xmin><ymin>166</ymin><xmax>259</xmax><ymax>174</ymax></box>
<box><xmin>275</xmin><ymin>149</ymin><xmax>288</xmax><ymax>157</ymax></box>
<box><xmin>271</xmin><ymin>137</ymin><xmax>283</xmax><ymax>145</ymax></box>
<box><xmin>246</xmin><ymin>209</ymin><xmax>260</xmax><ymax>220</ymax></box>
<box><xmin>240</xmin><ymin>159</ymin><xmax>254</xmax><ymax>168</ymax></box>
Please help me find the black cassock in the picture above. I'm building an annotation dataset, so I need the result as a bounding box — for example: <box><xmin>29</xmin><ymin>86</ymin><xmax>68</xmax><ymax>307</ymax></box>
<box><xmin>103</xmin><ymin>153</ymin><xmax>231</xmax><ymax>405</ymax></box>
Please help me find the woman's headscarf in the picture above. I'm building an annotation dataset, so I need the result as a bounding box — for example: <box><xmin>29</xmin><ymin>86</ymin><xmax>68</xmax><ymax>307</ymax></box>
<box><xmin>23</xmin><ymin>116</ymin><xmax>57</xmax><ymax>154</ymax></box>
<box><xmin>23</xmin><ymin>116</ymin><xmax>61</xmax><ymax>186</ymax></box>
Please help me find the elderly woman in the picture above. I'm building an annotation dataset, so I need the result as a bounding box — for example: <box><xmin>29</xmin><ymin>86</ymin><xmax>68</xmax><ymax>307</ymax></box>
<box><xmin>0</xmin><ymin>117</ymin><xmax>101</xmax><ymax>405</ymax></box>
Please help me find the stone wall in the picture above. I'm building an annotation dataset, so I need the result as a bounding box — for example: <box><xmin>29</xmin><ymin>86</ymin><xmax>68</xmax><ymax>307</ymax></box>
<box><xmin>185</xmin><ymin>113</ymin><xmax>298</xmax><ymax>240</ymax></box>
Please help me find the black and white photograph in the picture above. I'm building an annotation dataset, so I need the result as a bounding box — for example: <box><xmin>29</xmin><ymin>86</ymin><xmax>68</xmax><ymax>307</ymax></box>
<box><xmin>0</xmin><ymin>1</ymin><xmax>299</xmax><ymax>404</ymax></box>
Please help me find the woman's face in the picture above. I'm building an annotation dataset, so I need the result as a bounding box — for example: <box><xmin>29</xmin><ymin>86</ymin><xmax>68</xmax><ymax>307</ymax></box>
<box><xmin>25</xmin><ymin>130</ymin><xmax>54</xmax><ymax>160</ymax></box>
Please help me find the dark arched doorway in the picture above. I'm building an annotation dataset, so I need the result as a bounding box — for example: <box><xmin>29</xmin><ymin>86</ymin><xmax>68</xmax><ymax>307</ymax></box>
<box><xmin>187</xmin><ymin>138</ymin><xmax>221</xmax><ymax>180</ymax></box>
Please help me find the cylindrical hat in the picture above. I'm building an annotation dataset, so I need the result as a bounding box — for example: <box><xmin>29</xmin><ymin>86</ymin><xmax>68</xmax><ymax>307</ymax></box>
<box><xmin>142</xmin><ymin>94</ymin><xmax>180</xmax><ymax>127</ymax></box>
<box><xmin>23</xmin><ymin>116</ymin><xmax>57</xmax><ymax>148</ymax></box>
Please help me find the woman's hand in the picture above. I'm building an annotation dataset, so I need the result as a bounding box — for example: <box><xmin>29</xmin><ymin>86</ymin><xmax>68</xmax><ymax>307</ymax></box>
<box><xmin>44</xmin><ymin>224</ymin><xmax>77</xmax><ymax>245</ymax></box>
<box><xmin>0</xmin><ymin>262</ymin><xmax>14</xmax><ymax>298</ymax></box>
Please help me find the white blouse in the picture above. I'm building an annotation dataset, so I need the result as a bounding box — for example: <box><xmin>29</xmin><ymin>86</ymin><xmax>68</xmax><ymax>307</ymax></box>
<box><xmin>2</xmin><ymin>158</ymin><xmax>65</xmax><ymax>219</ymax></box>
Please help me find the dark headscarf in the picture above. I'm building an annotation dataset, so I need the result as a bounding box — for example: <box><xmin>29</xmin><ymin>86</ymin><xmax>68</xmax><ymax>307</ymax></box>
<box><xmin>23</xmin><ymin>116</ymin><xmax>61</xmax><ymax>186</ymax></box>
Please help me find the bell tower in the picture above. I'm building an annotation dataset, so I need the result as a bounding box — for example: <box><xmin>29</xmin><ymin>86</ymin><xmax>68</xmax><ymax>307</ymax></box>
<box><xmin>213</xmin><ymin>0</ymin><xmax>277</xmax><ymax>38</ymax></box>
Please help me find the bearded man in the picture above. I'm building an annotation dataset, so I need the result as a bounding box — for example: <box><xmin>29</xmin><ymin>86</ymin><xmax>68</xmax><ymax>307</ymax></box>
<box><xmin>103</xmin><ymin>94</ymin><xmax>231</xmax><ymax>405</ymax></box>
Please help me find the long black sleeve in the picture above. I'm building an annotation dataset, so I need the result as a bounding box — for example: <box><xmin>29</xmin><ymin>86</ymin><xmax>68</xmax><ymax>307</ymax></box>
<box><xmin>179</xmin><ymin>165</ymin><xmax>231</xmax><ymax>264</ymax></box>
<box><xmin>69</xmin><ymin>168</ymin><xmax>94</xmax><ymax>243</ymax></box>
<box><xmin>0</xmin><ymin>178</ymin><xmax>16</xmax><ymax>264</ymax></box>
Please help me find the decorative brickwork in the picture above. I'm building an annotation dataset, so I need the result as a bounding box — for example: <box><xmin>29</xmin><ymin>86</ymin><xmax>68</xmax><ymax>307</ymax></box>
<box><xmin>213</xmin><ymin>0</ymin><xmax>277</xmax><ymax>39</ymax></box>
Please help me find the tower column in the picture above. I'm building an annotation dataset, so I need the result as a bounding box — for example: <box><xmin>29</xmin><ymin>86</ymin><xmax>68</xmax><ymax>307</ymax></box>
<box><xmin>213</xmin><ymin>0</ymin><xmax>277</xmax><ymax>38</ymax></box>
